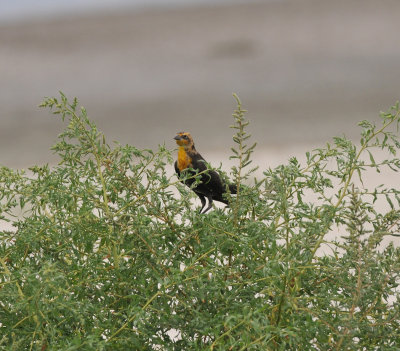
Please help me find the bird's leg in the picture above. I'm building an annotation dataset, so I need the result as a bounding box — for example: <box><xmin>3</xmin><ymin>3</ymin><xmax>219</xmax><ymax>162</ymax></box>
<box><xmin>201</xmin><ymin>195</ymin><xmax>213</xmax><ymax>214</ymax></box>
<box><xmin>198</xmin><ymin>195</ymin><xmax>206</xmax><ymax>214</ymax></box>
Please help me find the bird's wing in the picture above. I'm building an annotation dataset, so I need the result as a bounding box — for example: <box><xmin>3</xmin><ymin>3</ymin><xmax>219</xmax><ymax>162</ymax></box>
<box><xmin>190</xmin><ymin>153</ymin><xmax>225</xmax><ymax>193</ymax></box>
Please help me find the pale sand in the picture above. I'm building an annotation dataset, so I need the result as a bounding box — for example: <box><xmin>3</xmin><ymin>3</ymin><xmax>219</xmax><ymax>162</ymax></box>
<box><xmin>1</xmin><ymin>0</ymin><xmax>400</xmax><ymax>167</ymax></box>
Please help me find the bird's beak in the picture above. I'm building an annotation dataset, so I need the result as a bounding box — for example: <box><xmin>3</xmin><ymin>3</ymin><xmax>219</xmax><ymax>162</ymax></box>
<box><xmin>174</xmin><ymin>135</ymin><xmax>182</xmax><ymax>141</ymax></box>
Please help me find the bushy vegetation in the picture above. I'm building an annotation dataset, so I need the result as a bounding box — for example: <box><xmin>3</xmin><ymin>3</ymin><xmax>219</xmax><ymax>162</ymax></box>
<box><xmin>0</xmin><ymin>93</ymin><xmax>399</xmax><ymax>350</ymax></box>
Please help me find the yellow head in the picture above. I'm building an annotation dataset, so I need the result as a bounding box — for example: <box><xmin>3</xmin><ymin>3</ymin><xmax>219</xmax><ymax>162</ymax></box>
<box><xmin>174</xmin><ymin>132</ymin><xmax>195</xmax><ymax>149</ymax></box>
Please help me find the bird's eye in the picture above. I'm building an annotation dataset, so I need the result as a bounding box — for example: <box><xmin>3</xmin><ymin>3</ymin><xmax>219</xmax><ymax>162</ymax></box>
<box><xmin>183</xmin><ymin>135</ymin><xmax>188</xmax><ymax>139</ymax></box>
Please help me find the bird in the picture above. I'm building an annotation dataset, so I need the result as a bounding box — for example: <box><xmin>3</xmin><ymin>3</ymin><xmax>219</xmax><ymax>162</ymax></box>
<box><xmin>174</xmin><ymin>131</ymin><xmax>237</xmax><ymax>213</ymax></box>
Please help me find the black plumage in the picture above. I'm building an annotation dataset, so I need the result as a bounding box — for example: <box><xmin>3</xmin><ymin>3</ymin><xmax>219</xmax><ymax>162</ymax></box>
<box><xmin>174</xmin><ymin>132</ymin><xmax>236</xmax><ymax>213</ymax></box>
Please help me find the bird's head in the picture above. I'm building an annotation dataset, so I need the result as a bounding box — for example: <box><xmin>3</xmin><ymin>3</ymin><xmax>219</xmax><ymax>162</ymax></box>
<box><xmin>174</xmin><ymin>132</ymin><xmax>195</xmax><ymax>149</ymax></box>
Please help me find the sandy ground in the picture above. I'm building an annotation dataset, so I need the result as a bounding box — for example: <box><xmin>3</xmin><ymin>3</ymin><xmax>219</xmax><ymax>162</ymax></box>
<box><xmin>0</xmin><ymin>1</ymin><xmax>399</xmax><ymax>247</ymax></box>
<box><xmin>1</xmin><ymin>0</ymin><xmax>400</xmax><ymax>169</ymax></box>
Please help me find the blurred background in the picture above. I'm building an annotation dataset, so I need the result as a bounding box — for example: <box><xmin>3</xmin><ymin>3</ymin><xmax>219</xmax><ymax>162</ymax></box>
<box><xmin>1</xmin><ymin>0</ymin><xmax>400</xmax><ymax>171</ymax></box>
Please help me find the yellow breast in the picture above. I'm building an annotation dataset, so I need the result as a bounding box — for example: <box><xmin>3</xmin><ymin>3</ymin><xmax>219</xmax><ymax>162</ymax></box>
<box><xmin>177</xmin><ymin>147</ymin><xmax>192</xmax><ymax>171</ymax></box>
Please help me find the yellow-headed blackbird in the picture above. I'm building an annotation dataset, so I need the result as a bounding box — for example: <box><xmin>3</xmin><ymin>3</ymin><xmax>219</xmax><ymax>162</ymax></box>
<box><xmin>174</xmin><ymin>132</ymin><xmax>237</xmax><ymax>213</ymax></box>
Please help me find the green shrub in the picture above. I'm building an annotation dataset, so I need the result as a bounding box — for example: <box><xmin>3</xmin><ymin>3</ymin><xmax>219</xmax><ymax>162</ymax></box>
<box><xmin>0</xmin><ymin>93</ymin><xmax>399</xmax><ymax>350</ymax></box>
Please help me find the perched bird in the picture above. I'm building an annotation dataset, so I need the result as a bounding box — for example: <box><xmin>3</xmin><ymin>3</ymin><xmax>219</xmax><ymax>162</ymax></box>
<box><xmin>174</xmin><ymin>132</ymin><xmax>237</xmax><ymax>213</ymax></box>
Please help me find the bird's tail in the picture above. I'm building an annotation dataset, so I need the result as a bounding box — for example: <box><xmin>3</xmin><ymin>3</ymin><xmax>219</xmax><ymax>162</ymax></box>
<box><xmin>216</xmin><ymin>183</ymin><xmax>239</xmax><ymax>205</ymax></box>
<box><xmin>228</xmin><ymin>183</ymin><xmax>237</xmax><ymax>194</ymax></box>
